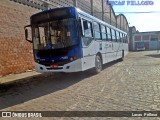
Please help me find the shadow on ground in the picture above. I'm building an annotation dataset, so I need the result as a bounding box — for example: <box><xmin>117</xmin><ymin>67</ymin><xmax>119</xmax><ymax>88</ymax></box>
<box><xmin>0</xmin><ymin>60</ymin><xmax>117</xmax><ymax>110</ymax></box>
<box><xmin>146</xmin><ymin>54</ymin><xmax>160</xmax><ymax>58</ymax></box>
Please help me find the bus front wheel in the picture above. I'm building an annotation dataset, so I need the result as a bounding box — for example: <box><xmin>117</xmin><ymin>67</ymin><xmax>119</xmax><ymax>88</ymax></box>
<box><xmin>94</xmin><ymin>55</ymin><xmax>102</xmax><ymax>74</ymax></box>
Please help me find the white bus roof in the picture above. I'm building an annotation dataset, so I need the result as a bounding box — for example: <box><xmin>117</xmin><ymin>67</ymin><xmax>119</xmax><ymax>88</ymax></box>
<box><xmin>76</xmin><ymin>7</ymin><xmax>127</xmax><ymax>34</ymax></box>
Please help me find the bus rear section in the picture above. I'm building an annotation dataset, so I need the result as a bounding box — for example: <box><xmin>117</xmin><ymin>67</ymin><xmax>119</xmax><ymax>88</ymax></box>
<box><xmin>25</xmin><ymin>7</ymin><xmax>84</xmax><ymax>73</ymax></box>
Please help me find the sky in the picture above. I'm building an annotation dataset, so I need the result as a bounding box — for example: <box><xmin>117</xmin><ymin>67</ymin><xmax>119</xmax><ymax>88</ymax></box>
<box><xmin>110</xmin><ymin>0</ymin><xmax>160</xmax><ymax>32</ymax></box>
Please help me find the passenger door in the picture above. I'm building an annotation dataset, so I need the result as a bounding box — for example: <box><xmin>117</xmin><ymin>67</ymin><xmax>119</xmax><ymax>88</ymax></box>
<box><xmin>81</xmin><ymin>18</ymin><xmax>95</xmax><ymax>71</ymax></box>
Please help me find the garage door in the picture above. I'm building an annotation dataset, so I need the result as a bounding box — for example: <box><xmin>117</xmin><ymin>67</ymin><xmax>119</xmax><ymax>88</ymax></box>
<box><xmin>149</xmin><ymin>39</ymin><xmax>158</xmax><ymax>50</ymax></box>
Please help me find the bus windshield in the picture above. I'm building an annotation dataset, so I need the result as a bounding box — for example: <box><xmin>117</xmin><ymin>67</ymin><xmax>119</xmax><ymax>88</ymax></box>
<box><xmin>33</xmin><ymin>18</ymin><xmax>78</xmax><ymax>50</ymax></box>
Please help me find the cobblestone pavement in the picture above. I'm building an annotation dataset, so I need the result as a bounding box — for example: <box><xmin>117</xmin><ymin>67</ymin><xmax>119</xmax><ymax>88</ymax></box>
<box><xmin>1</xmin><ymin>51</ymin><xmax>160</xmax><ymax>120</ymax></box>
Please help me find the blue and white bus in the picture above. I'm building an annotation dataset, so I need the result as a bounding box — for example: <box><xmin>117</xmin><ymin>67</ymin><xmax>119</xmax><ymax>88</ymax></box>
<box><xmin>25</xmin><ymin>7</ymin><xmax>128</xmax><ymax>73</ymax></box>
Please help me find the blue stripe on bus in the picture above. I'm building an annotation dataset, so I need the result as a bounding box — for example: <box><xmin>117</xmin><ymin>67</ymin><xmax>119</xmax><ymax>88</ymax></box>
<box><xmin>35</xmin><ymin>46</ymin><xmax>83</xmax><ymax>62</ymax></box>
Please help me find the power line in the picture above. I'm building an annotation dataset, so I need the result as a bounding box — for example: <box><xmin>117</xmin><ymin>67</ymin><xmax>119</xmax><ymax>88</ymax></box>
<box><xmin>114</xmin><ymin>11</ymin><xmax>160</xmax><ymax>14</ymax></box>
<box><xmin>94</xmin><ymin>11</ymin><xmax>160</xmax><ymax>14</ymax></box>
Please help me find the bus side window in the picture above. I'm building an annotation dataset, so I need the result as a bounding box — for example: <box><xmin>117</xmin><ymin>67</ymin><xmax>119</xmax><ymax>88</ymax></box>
<box><xmin>122</xmin><ymin>34</ymin><xmax>124</xmax><ymax>43</ymax></box>
<box><xmin>125</xmin><ymin>35</ymin><xmax>128</xmax><ymax>43</ymax></box>
<box><xmin>124</xmin><ymin>35</ymin><xmax>126</xmax><ymax>43</ymax></box>
<box><xmin>101</xmin><ymin>24</ymin><xmax>107</xmax><ymax>40</ymax></box>
<box><xmin>106</xmin><ymin>27</ymin><xmax>111</xmax><ymax>41</ymax></box>
<box><xmin>111</xmin><ymin>29</ymin><xmax>116</xmax><ymax>42</ymax></box>
<box><xmin>116</xmin><ymin>31</ymin><xmax>120</xmax><ymax>42</ymax></box>
<box><xmin>122</xmin><ymin>34</ymin><xmax>125</xmax><ymax>43</ymax></box>
<box><xmin>115</xmin><ymin>31</ymin><xmax>117</xmax><ymax>42</ymax></box>
<box><xmin>123</xmin><ymin>34</ymin><xmax>126</xmax><ymax>43</ymax></box>
<box><xmin>120</xmin><ymin>33</ymin><xmax>123</xmax><ymax>43</ymax></box>
<box><xmin>93</xmin><ymin>22</ymin><xmax>101</xmax><ymax>40</ymax></box>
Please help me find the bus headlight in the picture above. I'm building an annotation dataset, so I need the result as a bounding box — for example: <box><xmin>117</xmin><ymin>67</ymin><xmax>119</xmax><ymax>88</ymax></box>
<box><xmin>70</xmin><ymin>56</ymin><xmax>78</xmax><ymax>61</ymax></box>
<box><xmin>35</xmin><ymin>59</ymin><xmax>40</xmax><ymax>63</ymax></box>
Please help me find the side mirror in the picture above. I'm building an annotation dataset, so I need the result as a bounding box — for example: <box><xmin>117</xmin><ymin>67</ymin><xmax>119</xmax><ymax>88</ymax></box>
<box><xmin>24</xmin><ymin>25</ymin><xmax>32</xmax><ymax>43</ymax></box>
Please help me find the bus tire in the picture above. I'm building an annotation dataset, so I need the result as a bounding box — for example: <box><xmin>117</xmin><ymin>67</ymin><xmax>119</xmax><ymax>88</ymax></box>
<box><xmin>94</xmin><ymin>54</ymin><xmax>102</xmax><ymax>74</ymax></box>
<box><xmin>119</xmin><ymin>50</ymin><xmax>124</xmax><ymax>61</ymax></box>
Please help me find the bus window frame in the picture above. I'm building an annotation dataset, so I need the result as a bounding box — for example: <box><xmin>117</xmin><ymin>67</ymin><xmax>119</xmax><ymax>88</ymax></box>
<box><xmin>125</xmin><ymin>35</ymin><xmax>128</xmax><ymax>43</ymax></box>
<box><xmin>82</xmin><ymin>19</ymin><xmax>93</xmax><ymax>38</ymax></box>
<box><xmin>80</xmin><ymin>17</ymin><xmax>85</xmax><ymax>36</ymax></box>
<box><xmin>100</xmin><ymin>24</ymin><xmax>107</xmax><ymax>41</ymax></box>
<box><xmin>116</xmin><ymin>31</ymin><xmax>120</xmax><ymax>42</ymax></box>
<box><xmin>80</xmin><ymin>16</ymin><xmax>94</xmax><ymax>47</ymax></box>
<box><xmin>93</xmin><ymin>21</ymin><xmax>102</xmax><ymax>40</ymax></box>
<box><xmin>111</xmin><ymin>29</ymin><xmax>116</xmax><ymax>42</ymax></box>
<box><xmin>120</xmin><ymin>32</ymin><xmax>123</xmax><ymax>43</ymax></box>
<box><xmin>106</xmin><ymin>27</ymin><xmax>112</xmax><ymax>41</ymax></box>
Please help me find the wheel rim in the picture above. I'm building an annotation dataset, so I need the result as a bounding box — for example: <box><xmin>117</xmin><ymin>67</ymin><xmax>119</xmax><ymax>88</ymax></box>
<box><xmin>95</xmin><ymin>56</ymin><xmax>102</xmax><ymax>71</ymax></box>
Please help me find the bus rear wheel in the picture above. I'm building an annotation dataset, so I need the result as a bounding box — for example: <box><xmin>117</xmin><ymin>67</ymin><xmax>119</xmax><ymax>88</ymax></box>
<box><xmin>94</xmin><ymin>55</ymin><xmax>102</xmax><ymax>74</ymax></box>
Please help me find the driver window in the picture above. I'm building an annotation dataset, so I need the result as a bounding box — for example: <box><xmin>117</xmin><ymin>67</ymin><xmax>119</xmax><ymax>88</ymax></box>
<box><xmin>82</xmin><ymin>19</ymin><xmax>93</xmax><ymax>38</ymax></box>
<box><xmin>82</xmin><ymin>19</ymin><xmax>93</xmax><ymax>47</ymax></box>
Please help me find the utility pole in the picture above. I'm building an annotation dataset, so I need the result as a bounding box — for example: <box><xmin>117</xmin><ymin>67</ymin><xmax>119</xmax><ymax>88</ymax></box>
<box><xmin>91</xmin><ymin>0</ymin><xmax>93</xmax><ymax>15</ymax></box>
<box><xmin>120</xmin><ymin>15</ymin><xmax>121</xmax><ymax>30</ymax></box>
<box><xmin>116</xmin><ymin>17</ymin><xmax>117</xmax><ymax>27</ymax></box>
<box><xmin>109</xmin><ymin>5</ymin><xmax>112</xmax><ymax>25</ymax></box>
<box><xmin>157</xmin><ymin>33</ymin><xmax>160</xmax><ymax>53</ymax></box>
<box><xmin>107</xmin><ymin>0</ymin><xmax>112</xmax><ymax>25</ymax></box>
<box><xmin>102</xmin><ymin>0</ymin><xmax>104</xmax><ymax>21</ymax></box>
<box><xmin>73</xmin><ymin>0</ymin><xmax>77</xmax><ymax>7</ymax></box>
<box><xmin>123</xmin><ymin>16</ymin><xmax>124</xmax><ymax>31</ymax></box>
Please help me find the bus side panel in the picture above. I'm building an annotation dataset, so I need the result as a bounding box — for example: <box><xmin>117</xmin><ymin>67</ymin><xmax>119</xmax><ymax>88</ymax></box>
<box><xmin>101</xmin><ymin>41</ymin><xmax>114</xmax><ymax>64</ymax></box>
<box><xmin>93</xmin><ymin>40</ymin><xmax>122</xmax><ymax>64</ymax></box>
<box><xmin>101</xmin><ymin>41</ymin><xmax>107</xmax><ymax>64</ymax></box>
<box><xmin>94</xmin><ymin>40</ymin><xmax>103</xmax><ymax>61</ymax></box>
<box><xmin>113</xmin><ymin>42</ymin><xmax>123</xmax><ymax>60</ymax></box>
<box><xmin>82</xmin><ymin>41</ymin><xmax>96</xmax><ymax>71</ymax></box>
<box><xmin>124</xmin><ymin>43</ymin><xmax>129</xmax><ymax>56</ymax></box>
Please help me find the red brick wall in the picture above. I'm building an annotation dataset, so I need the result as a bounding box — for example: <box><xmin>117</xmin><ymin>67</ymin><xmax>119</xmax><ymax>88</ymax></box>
<box><xmin>0</xmin><ymin>0</ymin><xmax>39</xmax><ymax>76</ymax></box>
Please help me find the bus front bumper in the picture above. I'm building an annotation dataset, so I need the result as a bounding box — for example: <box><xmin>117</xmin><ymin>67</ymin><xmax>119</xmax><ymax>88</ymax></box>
<box><xmin>35</xmin><ymin>59</ymin><xmax>82</xmax><ymax>73</ymax></box>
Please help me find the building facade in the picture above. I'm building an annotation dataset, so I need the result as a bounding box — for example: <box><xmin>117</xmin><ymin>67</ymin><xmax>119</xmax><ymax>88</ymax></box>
<box><xmin>129</xmin><ymin>26</ymin><xmax>137</xmax><ymax>51</ymax></box>
<box><xmin>132</xmin><ymin>31</ymin><xmax>160</xmax><ymax>51</ymax></box>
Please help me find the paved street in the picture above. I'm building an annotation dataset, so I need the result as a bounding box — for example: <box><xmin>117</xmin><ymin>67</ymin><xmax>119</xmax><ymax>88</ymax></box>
<box><xmin>1</xmin><ymin>51</ymin><xmax>160</xmax><ymax>119</ymax></box>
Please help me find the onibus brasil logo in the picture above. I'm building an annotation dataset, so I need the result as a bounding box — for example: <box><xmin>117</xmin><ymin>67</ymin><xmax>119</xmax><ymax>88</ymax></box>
<box><xmin>107</xmin><ymin>0</ymin><xmax>154</xmax><ymax>6</ymax></box>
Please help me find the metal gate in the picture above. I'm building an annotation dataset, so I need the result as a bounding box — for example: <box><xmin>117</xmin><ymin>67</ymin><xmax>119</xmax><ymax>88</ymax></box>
<box><xmin>149</xmin><ymin>39</ymin><xmax>158</xmax><ymax>50</ymax></box>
